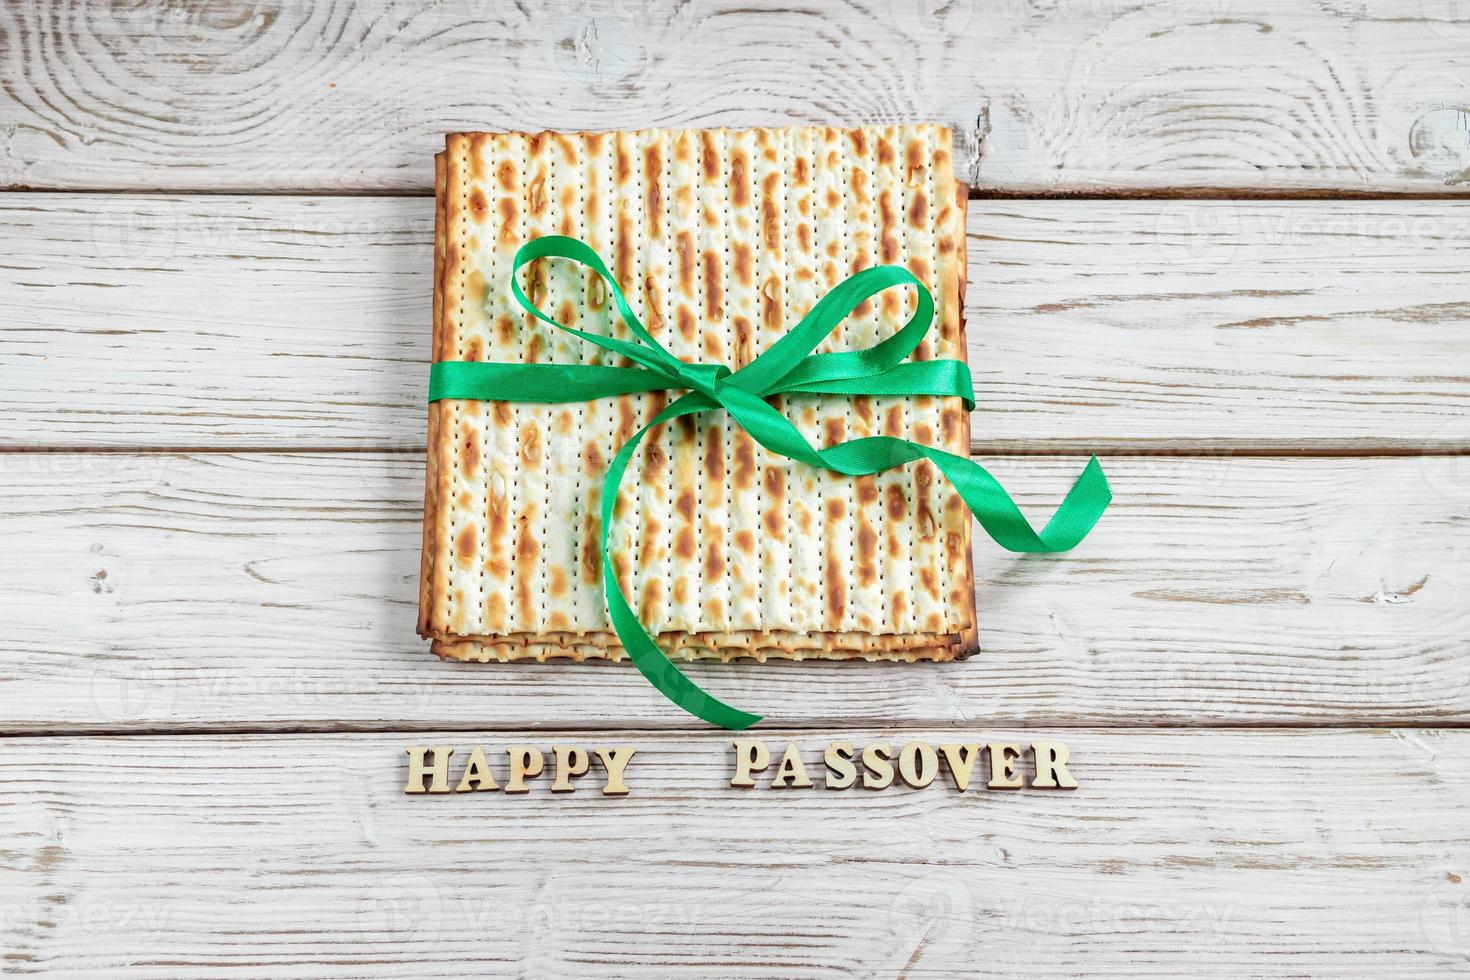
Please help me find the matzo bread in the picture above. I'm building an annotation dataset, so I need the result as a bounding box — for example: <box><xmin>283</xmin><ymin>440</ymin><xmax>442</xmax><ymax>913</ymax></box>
<box><xmin>420</xmin><ymin>125</ymin><xmax>975</xmax><ymax>660</ymax></box>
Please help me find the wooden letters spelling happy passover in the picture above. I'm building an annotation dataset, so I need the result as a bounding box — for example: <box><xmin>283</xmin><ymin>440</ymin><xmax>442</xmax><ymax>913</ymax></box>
<box><xmin>403</xmin><ymin>739</ymin><xmax>1076</xmax><ymax>796</ymax></box>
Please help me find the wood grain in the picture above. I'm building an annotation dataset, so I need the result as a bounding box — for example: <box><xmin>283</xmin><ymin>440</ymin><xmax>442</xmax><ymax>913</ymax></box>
<box><xmin>2</xmin><ymin>451</ymin><xmax>1466</xmax><ymax>732</ymax></box>
<box><xmin>4</xmin><ymin>195</ymin><xmax>1468</xmax><ymax>452</ymax></box>
<box><xmin>6</xmin><ymin>5</ymin><xmax>1468</xmax><ymax>972</ymax></box>
<box><xmin>4</xmin><ymin>728</ymin><xmax>1470</xmax><ymax>976</ymax></box>
<box><xmin>3</xmin><ymin>1</ymin><xmax>1470</xmax><ymax>194</ymax></box>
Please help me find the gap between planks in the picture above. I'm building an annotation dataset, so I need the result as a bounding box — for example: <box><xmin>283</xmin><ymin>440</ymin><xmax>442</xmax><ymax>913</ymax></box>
<box><xmin>7</xmin><ymin>719</ymin><xmax>1470</xmax><ymax>739</ymax></box>
<box><xmin>8</xmin><ymin>186</ymin><xmax>1470</xmax><ymax>201</ymax></box>
<box><xmin>2</xmin><ymin>445</ymin><xmax>1466</xmax><ymax>458</ymax></box>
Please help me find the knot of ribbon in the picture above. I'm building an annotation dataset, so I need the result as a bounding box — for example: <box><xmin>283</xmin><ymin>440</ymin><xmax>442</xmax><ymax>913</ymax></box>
<box><xmin>430</xmin><ymin>235</ymin><xmax>1111</xmax><ymax>729</ymax></box>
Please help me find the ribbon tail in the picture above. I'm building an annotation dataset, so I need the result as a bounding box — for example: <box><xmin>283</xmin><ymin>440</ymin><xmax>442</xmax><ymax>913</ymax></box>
<box><xmin>1037</xmin><ymin>456</ymin><xmax>1112</xmax><ymax>550</ymax></box>
<box><xmin>598</xmin><ymin>403</ymin><xmax>762</xmax><ymax>730</ymax></box>
<box><xmin>816</xmin><ymin>438</ymin><xmax>1111</xmax><ymax>554</ymax></box>
<box><xmin>926</xmin><ymin>449</ymin><xmax>1112</xmax><ymax>554</ymax></box>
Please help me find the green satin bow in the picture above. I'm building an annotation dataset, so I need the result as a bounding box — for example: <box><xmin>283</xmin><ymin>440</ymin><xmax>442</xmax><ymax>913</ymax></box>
<box><xmin>430</xmin><ymin>235</ymin><xmax>1111</xmax><ymax>729</ymax></box>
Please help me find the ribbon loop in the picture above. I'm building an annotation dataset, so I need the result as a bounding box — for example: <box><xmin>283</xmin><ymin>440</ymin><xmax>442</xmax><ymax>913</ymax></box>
<box><xmin>428</xmin><ymin>236</ymin><xmax>1112</xmax><ymax>730</ymax></box>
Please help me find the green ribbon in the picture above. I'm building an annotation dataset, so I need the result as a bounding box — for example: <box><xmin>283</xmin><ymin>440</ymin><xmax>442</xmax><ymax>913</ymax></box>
<box><xmin>430</xmin><ymin>235</ymin><xmax>1111</xmax><ymax>730</ymax></box>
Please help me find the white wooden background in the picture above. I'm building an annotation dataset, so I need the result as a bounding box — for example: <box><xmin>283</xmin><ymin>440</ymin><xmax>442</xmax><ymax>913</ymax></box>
<box><xmin>2</xmin><ymin>0</ymin><xmax>1470</xmax><ymax>976</ymax></box>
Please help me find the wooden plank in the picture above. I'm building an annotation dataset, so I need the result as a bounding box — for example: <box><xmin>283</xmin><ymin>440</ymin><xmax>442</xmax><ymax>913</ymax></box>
<box><xmin>3</xmin><ymin>1</ymin><xmax>1470</xmax><ymax>194</ymax></box>
<box><xmin>2</xmin><ymin>451</ymin><xmax>1466</xmax><ymax>732</ymax></box>
<box><xmin>3</xmin><ymin>728</ymin><xmax>1469</xmax><ymax>976</ymax></box>
<box><xmin>4</xmin><ymin>195</ymin><xmax>1468</xmax><ymax>451</ymax></box>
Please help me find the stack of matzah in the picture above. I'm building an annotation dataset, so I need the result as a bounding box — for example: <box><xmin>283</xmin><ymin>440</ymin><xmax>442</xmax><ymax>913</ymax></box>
<box><xmin>419</xmin><ymin>124</ymin><xmax>977</xmax><ymax>664</ymax></box>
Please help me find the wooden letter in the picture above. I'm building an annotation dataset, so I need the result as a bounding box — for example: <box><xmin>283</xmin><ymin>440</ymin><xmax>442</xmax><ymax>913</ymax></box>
<box><xmin>505</xmin><ymin>745</ymin><xmax>544</xmax><ymax>794</ymax></box>
<box><xmin>550</xmin><ymin>744</ymin><xmax>591</xmax><ymax>793</ymax></box>
<box><xmin>770</xmin><ymin>742</ymin><xmax>813</xmax><ymax>789</ymax></box>
<box><xmin>937</xmin><ymin>743</ymin><xmax>981</xmax><ymax>792</ymax></box>
<box><xmin>861</xmin><ymin>743</ymin><xmax>894</xmax><ymax>790</ymax></box>
<box><xmin>898</xmin><ymin>741</ymin><xmax>939</xmax><ymax>789</ymax></box>
<box><xmin>824</xmin><ymin>741</ymin><xmax>858</xmax><ymax>790</ymax></box>
<box><xmin>404</xmin><ymin>745</ymin><xmax>454</xmax><ymax>794</ymax></box>
<box><xmin>1031</xmin><ymin>741</ymin><xmax>1079</xmax><ymax>789</ymax></box>
<box><xmin>594</xmin><ymin>745</ymin><xmax>637</xmax><ymax>796</ymax></box>
<box><xmin>730</xmin><ymin>739</ymin><xmax>770</xmax><ymax>788</ymax></box>
<box><xmin>987</xmin><ymin>742</ymin><xmax>1025</xmax><ymax>790</ymax></box>
<box><xmin>455</xmin><ymin>745</ymin><xmax>499</xmax><ymax>792</ymax></box>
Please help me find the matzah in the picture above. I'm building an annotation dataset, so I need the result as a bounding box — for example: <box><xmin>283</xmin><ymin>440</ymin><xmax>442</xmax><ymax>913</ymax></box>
<box><xmin>420</xmin><ymin>124</ymin><xmax>976</xmax><ymax>663</ymax></box>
